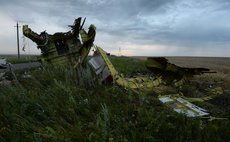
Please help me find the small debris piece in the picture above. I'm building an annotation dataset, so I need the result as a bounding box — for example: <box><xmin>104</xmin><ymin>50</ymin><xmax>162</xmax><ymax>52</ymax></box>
<box><xmin>159</xmin><ymin>95</ymin><xmax>209</xmax><ymax>117</ymax></box>
<box><xmin>0</xmin><ymin>58</ymin><xmax>7</xmax><ymax>69</ymax></box>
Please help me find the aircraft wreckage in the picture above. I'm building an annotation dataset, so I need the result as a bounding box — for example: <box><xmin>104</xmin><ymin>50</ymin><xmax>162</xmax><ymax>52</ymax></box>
<box><xmin>22</xmin><ymin>17</ymin><xmax>221</xmax><ymax>118</ymax></box>
<box><xmin>0</xmin><ymin>58</ymin><xmax>7</xmax><ymax>69</ymax></box>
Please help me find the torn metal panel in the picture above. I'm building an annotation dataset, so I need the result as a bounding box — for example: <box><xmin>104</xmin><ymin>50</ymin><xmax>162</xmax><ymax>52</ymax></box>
<box><xmin>89</xmin><ymin>46</ymin><xmax>162</xmax><ymax>90</ymax></box>
<box><xmin>0</xmin><ymin>58</ymin><xmax>7</xmax><ymax>80</ymax></box>
<box><xmin>89</xmin><ymin>53</ymin><xmax>111</xmax><ymax>82</ymax></box>
<box><xmin>146</xmin><ymin>57</ymin><xmax>211</xmax><ymax>75</ymax></box>
<box><xmin>0</xmin><ymin>58</ymin><xmax>7</xmax><ymax>69</ymax></box>
<box><xmin>159</xmin><ymin>95</ymin><xmax>209</xmax><ymax>117</ymax></box>
<box><xmin>23</xmin><ymin>17</ymin><xmax>96</xmax><ymax>67</ymax></box>
<box><xmin>146</xmin><ymin>57</ymin><xmax>212</xmax><ymax>86</ymax></box>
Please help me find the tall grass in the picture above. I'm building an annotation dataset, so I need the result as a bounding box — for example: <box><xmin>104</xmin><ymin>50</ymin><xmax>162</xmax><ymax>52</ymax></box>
<box><xmin>0</xmin><ymin>57</ymin><xmax>230</xmax><ymax>141</ymax></box>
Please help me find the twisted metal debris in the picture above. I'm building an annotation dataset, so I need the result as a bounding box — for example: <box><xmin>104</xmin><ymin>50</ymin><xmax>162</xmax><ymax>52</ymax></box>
<box><xmin>22</xmin><ymin>17</ymin><xmax>221</xmax><ymax>118</ymax></box>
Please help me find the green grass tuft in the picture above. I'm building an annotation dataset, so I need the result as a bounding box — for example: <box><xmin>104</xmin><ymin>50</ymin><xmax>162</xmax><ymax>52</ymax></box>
<box><xmin>0</xmin><ymin>56</ymin><xmax>230</xmax><ymax>142</ymax></box>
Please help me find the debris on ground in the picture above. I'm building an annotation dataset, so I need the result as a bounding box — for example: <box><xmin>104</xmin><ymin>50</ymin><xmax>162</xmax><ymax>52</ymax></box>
<box><xmin>158</xmin><ymin>95</ymin><xmax>209</xmax><ymax>117</ymax></box>
<box><xmin>0</xmin><ymin>58</ymin><xmax>7</xmax><ymax>69</ymax></box>
<box><xmin>21</xmin><ymin>17</ymin><xmax>227</xmax><ymax>119</ymax></box>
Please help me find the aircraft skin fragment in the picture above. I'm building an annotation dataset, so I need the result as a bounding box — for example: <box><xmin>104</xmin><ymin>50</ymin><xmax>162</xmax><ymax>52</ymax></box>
<box><xmin>145</xmin><ymin>57</ymin><xmax>212</xmax><ymax>86</ymax></box>
<box><xmin>0</xmin><ymin>58</ymin><xmax>7</xmax><ymax>69</ymax></box>
<box><xmin>159</xmin><ymin>95</ymin><xmax>209</xmax><ymax>117</ymax></box>
<box><xmin>23</xmin><ymin>18</ymin><xmax>96</xmax><ymax>67</ymax></box>
<box><xmin>90</xmin><ymin>46</ymin><xmax>162</xmax><ymax>89</ymax></box>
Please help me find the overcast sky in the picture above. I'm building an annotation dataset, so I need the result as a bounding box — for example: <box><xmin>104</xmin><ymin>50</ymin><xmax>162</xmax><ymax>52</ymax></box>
<box><xmin>0</xmin><ymin>0</ymin><xmax>230</xmax><ymax>57</ymax></box>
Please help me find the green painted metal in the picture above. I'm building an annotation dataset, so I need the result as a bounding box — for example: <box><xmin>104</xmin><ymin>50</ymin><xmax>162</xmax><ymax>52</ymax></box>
<box><xmin>23</xmin><ymin>17</ymin><xmax>96</xmax><ymax>67</ymax></box>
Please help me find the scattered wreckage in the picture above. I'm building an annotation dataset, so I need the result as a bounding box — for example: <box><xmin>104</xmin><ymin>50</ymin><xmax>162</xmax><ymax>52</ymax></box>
<box><xmin>22</xmin><ymin>17</ymin><xmax>222</xmax><ymax>118</ymax></box>
<box><xmin>0</xmin><ymin>58</ymin><xmax>16</xmax><ymax>86</ymax></box>
<box><xmin>0</xmin><ymin>58</ymin><xmax>7</xmax><ymax>69</ymax></box>
<box><xmin>0</xmin><ymin>58</ymin><xmax>7</xmax><ymax>82</ymax></box>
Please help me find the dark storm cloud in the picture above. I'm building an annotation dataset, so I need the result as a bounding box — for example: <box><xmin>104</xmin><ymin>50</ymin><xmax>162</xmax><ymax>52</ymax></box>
<box><xmin>0</xmin><ymin>0</ymin><xmax>175</xmax><ymax>24</ymax></box>
<box><xmin>0</xmin><ymin>0</ymin><xmax>177</xmax><ymax>39</ymax></box>
<box><xmin>0</xmin><ymin>0</ymin><xmax>230</xmax><ymax>56</ymax></box>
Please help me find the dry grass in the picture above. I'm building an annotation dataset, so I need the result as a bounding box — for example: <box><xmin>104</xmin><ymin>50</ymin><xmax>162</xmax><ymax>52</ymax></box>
<box><xmin>134</xmin><ymin>56</ymin><xmax>230</xmax><ymax>90</ymax></box>
<box><xmin>166</xmin><ymin>57</ymin><xmax>230</xmax><ymax>90</ymax></box>
<box><xmin>166</xmin><ymin>57</ymin><xmax>230</xmax><ymax>75</ymax></box>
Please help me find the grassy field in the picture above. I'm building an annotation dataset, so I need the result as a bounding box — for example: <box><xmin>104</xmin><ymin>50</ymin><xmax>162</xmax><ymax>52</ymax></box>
<box><xmin>135</xmin><ymin>56</ymin><xmax>230</xmax><ymax>90</ymax></box>
<box><xmin>134</xmin><ymin>56</ymin><xmax>230</xmax><ymax>73</ymax></box>
<box><xmin>0</xmin><ymin>56</ymin><xmax>230</xmax><ymax>141</ymax></box>
<box><xmin>0</xmin><ymin>55</ymin><xmax>38</xmax><ymax>64</ymax></box>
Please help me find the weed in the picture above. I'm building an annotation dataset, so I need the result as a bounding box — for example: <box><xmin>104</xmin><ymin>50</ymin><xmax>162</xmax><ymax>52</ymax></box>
<box><xmin>0</xmin><ymin>56</ymin><xmax>230</xmax><ymax>141</ymax></box>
